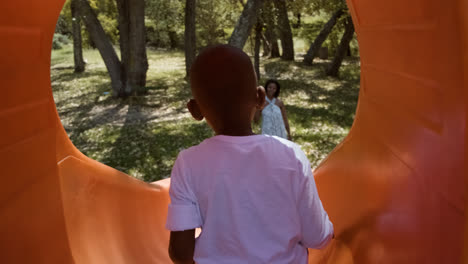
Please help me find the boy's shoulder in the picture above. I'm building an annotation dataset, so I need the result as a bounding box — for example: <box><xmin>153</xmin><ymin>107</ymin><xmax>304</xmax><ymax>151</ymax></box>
<box><xmin>174</xmin><ymin>136</ymin><xmax>220</xmax><ymax>163</ymax></box>
<box><xmin>269</xmin><ymin>135</ymin><xmax>296</xmax><ymax>147</ymax></box>
<box><xmin>178</xmin><ymin>134</ymin><xmax>308</xmax><ymax>164</ymax></box>
<box><xmin>269</xmin><ymin>136</ymin><xmax>309</xmax><ymax>161</ymax></box>
<box><xmin>176</xmin><ymin>135</ymin><xmax>219</xmax><ymax>157</ymax></box>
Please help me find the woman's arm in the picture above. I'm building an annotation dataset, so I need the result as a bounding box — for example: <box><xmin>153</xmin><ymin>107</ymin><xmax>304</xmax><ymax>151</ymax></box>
<box><xmin>277</xmin><ymin>99</ymin><xmax>291</xmax><ymax>140</ymax></box>
<box><xmin>253</xmin><ymin>109</ymin><xmax>262</xmax><ymax>123</ymax></box>
<box><xmin>253</xmin><ymin>88</ymin><xmax>266</xmax><ymax>124</ymax></box>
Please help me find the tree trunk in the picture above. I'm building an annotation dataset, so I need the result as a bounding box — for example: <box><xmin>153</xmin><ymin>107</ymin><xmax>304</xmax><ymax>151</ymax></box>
<box><xmin>228</xmin><ymin>0</ymin><xmax>263</xmax><ymax>49</ymax></box>
<box><xmin>263</xmin><ymin>1</ymin><xmax>279</xmax><ymax>58</ymax></box>
<box><xmin>326</xmin><ymin>15</ymin><xmax>355</xmax><ymax>77</ymax></box>
<box><xmin>264</xmin><ymin>23</ymin><xmax>279</xmax><ymax>57</ymax></box>
<box><xmin>261</xmin><ymin>32</ymin><xmax>270</xmax><ymax>57</ymax></box>
<box><xmin>127</xmin><ymin>0</ymin><xmax>148</xmax><ymax>94</ymax></box>
<box><xmin>71</xmin><ymin>0</ymin><xmax>85</xmax><ymax>73</ymax></box>
<box><xmin>76</xmin><ymin>0</ymin><xmax>124</xmax><ymax>96</ymax></box>
<box><xmin>117</xmin><ymin>0</ymin><xmax>148</xmax><ymax>95</ymax></box>
<box><xmin>185</xmin><ymin>0</ymin><xmax>196</xmax><ymax>78</ymax></box>
<box><xmin>303</xmin><ymin>9</ymin><xmax>343</xmax><ymax>65</ymax></box>
<box><xmin>293</xmin><ymin>13</ymin><xmax>301</xmax><ymax>28</ymax></box>
<box><xmin>168</xmin><ymin>30</ymin><xmax>178</xmax><ymax>49</ymax></box>
<box><xmin>254</xmin><ymin>21</ymin><xmax>262</xmax><ymax>80</ymax></box>
<box><xmin>267</xmin><ymin>29</ymin><xmax>280</xmax><ymax>58</ymax></box>
<box><xmin>274</xmin><ymin>0</ymin><xmax>294</xmax><ymax>60</ymax></box>
<box><xmin>116</xmin><ymin>0</ymin><xmax>129</xmax><ymax>88</ymax></box>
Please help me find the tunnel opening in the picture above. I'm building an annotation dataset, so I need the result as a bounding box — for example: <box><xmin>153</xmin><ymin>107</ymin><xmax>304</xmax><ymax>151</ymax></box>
<box><xmin>50</xmin><ymin>0</ymin><xmax>360</xmax><ymax>182</ymax></box>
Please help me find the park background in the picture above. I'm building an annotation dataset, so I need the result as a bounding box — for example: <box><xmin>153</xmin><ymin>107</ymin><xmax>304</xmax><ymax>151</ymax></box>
<box><xmin>51</xmin><ymin>0</ymin><xmax>360</xmax><ymax>182</ymax></box>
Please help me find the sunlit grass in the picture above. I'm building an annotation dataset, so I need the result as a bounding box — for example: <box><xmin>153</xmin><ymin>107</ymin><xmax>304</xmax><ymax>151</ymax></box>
<box><xmin>51</xmin><ymin>44</ymin><xmax>360</xmax><ymax>181</ymax></box>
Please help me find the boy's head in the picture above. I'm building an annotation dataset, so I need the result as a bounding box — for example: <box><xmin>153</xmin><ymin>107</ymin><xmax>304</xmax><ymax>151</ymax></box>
<box><xmin>187</xmin><ymin>44</ymin><xmax>265</xmax><ymax>134</ymax></box>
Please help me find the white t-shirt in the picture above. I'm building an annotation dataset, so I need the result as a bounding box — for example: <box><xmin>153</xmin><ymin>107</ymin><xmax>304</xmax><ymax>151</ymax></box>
<box><xmin>166</xmin><ymin>134</ymin><xmax>333</xmax><ymax>264</ymax></box>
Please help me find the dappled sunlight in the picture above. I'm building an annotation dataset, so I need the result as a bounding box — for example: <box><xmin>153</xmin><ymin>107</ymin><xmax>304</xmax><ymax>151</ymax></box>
<box><xmin>147</xmin><ymin>50</ymin><xmax>186</xmax><ymax>72</ymax></box>
<box><xmin>261</xmin><ymin>56</ymin><xmax>360</xmax><ymax>168</ymax></box>
<box><xmin>51</xmin><ymin>44</ymin><xmax>360</xmax><ymax>180</ymax></box>
<box><xmin>71</xmin><ymin>118</ymin><xmax>213</xmax><ymax>182</ymax></box>
<box><xmin>51</xmin><ymin>46</ymin><xmax>212</xmax><ymax>181</ymax></box>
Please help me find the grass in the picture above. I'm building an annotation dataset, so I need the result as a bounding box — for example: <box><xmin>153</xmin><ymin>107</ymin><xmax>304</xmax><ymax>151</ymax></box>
<box><xmin>51</xmin><ymin>44</ymin><xmax>360</xmax><ymax>182</ymax></box>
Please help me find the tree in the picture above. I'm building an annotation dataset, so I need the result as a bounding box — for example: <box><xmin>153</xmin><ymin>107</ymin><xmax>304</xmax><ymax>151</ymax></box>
<box><xmin>261</xmin><ymin>0</ymin><xmax>279</xmax><ymax>58</ymax></box>
<box><xmin>254</xmin><ymin>21</ymin><xmax>262</xmax><ymax>80</ymax></box>
<box><xmin>289</xmin><ymin>0</ymin><xmax>346</xmax><ymax>15</ymax></box>
<box><xmin>76</xmin><ymin>0</ymin><xmax>148</xmax><ymax>97</ymax></box>
<box><xmin>76</xmin><ymin>0</ymin><xmax>124</xmax><ymax>95</ymax></box>
<box><xmin>116</xmin><ymin>0</ymin><xmax>148</xmax><ymax>94</ymax></box>
<box><xmin>229</xmin><ymin>0</ymin><xmax>263</xmax><ymax>49</ymax></box>
<box><xmin>145</xmin><ymin>0</ymin><xmax>184</xmax><ymax>49</ymax></box>
<box><xmin>71</xmin><ymin>0</ymin><xmax>85</xmax><ymax>73</ymax></box>
<box><xmin>195</xmin><ymin>0</ymin><xmax>241</xmax><ymax>47</ymax></box>
<box><xmin>261</xmin><ymin>32</ymin><xmax>270</xmax><ymax>56</ymax></box>
<box><xmin>326</xmin><ymin>15</ymin><xmax>355</xmax><ymax>77</ymax></box>
<box><xmin>185</xmin><ymin>0</ymin><xmax>196</xmax><ymax>77</ymax></box>
<box><xmin>274</xmin><ymin>0</ymin><xmax>294</xmax><ymax>60</ymax></box>
<box><xmin>303</xmin><ymin>9</ymin><xmax>343</xmax><ymax>65</ymax></box>
<box><xmin>293</xmin><ymin>13</ymin><xmax>301</xmax><ymax>28</ymax></box>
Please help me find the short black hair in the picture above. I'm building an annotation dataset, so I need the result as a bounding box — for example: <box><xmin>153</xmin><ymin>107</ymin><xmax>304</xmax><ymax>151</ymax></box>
<box><xmin>264</xmin><ymin>79</ymin><xmax>281</xmax><ymax>98</ymax></box>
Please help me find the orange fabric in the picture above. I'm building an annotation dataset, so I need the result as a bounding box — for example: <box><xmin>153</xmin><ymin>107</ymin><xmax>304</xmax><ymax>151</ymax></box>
<box><xmin>0</xmin><ymin>0</ymin><xmax>465</xmax><ymax>263</ymax></box>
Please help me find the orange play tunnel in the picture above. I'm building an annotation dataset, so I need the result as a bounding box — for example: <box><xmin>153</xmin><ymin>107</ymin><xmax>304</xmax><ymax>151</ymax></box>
<box><xmin>0</xmin><ymin>0</ymin><xmax>466</xmax><ymax>263</ymax></box>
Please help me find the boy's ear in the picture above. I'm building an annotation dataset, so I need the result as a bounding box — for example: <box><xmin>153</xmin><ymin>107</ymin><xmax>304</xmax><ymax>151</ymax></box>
<box><xmin>187</xmin><ymin>99</ymin><xmax>204</xmax><ymax>121</ymax></box>
<box><xmin>256</xmin><ymin>86</ymin><xmax>266</xmax><ymax>110</ymax></box>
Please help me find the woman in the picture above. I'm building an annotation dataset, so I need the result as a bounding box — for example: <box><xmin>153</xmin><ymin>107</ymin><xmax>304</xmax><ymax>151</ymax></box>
<box><xmin>255</xmin><ymin>79</ymin><xmax>291</xmax><ymax>140</ymax></box>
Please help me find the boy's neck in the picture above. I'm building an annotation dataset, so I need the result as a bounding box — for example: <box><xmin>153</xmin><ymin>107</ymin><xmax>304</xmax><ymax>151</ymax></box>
<box><xmin>214</xmin><ymin>126</ymin><xmax>255</xmax><ymax>137</ymax></box>
<box><xmin>207</xmin><ymin>111</ymin><xmax>256</xmax><ymax>137</ymax></box>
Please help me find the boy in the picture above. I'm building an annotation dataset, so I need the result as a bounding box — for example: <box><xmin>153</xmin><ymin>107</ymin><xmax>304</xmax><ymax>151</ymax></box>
<box><xmin>166</xmin><ymin>44</ymin><xmax>334</xmax><ymax>264</ymax></box>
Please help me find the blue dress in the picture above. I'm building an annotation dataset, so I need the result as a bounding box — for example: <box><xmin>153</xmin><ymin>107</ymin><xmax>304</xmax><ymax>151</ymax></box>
<box><xmin>261</xmin><ymin>97</ymin><xmax>287</xmax><ymax>139</ymax></box>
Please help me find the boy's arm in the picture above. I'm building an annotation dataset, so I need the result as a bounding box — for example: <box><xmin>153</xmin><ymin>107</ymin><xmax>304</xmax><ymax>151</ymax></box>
<box><xmin>296</xmin><ymin>155</ymin><xmax>334</xmax><ymax>249</ymax></box>
<box><xmin>166</xmin><ymin>153</ymin><xmax>201</xmax><ymax>263</ymax></box>
<box><xmin>169</xmin><ymin>229</ymin><xmax>196</xmax><ymax>264</ymax></box>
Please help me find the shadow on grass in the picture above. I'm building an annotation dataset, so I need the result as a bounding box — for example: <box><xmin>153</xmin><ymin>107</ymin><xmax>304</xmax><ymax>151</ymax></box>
<box><xmin>259</xmin><ymin>74</ymin><xmax>359</xmax><ymax>129</ymax></box>
<box><xmin>261</xmin><ymin>57</ymin><xmax>360</xmax><ymax>167</ymax></box>
<box><xmin>53</xmin><ymin>66</ymin><xmax>209</xmax><ymax>181</ymax></box>
<box><xmin>52</xmin><ymin>52</ymin><xmax>361</xmax><ymax>181</ymax></box>
<box><xmin>101</xmin><ymin>109</ymin><xmax>213</xmax><ymax>181</ymax></box>
<box><xmin>51</xmin><ymin>69</ymin><xmax>110</xmax><ymax>84</ymax></box>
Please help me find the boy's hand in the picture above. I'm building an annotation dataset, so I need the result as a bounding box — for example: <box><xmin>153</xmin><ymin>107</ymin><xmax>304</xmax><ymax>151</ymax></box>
<box><xmin>168</xmin><ymin>230</ymin><xmax>196</xmax><ymax>264</ymax></box>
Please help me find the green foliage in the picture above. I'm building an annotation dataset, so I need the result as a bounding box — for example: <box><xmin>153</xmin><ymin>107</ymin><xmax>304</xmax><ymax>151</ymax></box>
<box><xmin>56</xmin><ymin>0</ymin><xmax>356</xmax><ymax>54</ymax></box>
<box><xmin>96</xmin><ymin>13</ymin><xmax>119</xmax><ymax>44</ymax></box>
<box><xmin>60</xmin><ymin>0</ymin><xmax>119</xmax><ymax>48</ymax></box>
<box><xmin>293</xmin><ymin>11</ymin><xmax>358</xmax><ymax>57</ymax></box>
<box><xmin>60</xmin><ymin>0</ymin><xmax>72</xmax><ymax>26</ymax></box>
<box><xmin>53</xmin><ymin>33</ymin><xmax>71</xmax><ymax>49</ymax></box>
<box><xmin>289</xmin><ymin>0</ymin><xmax>347</xmax><ymax>15</ymax></box>
<box><xmin>326</xmin><ymin>14</ymin><xmax>347</xmax><ymax>55</ymax></box>
<box><xmin>318</xmin><ymin>14</ymin><xmax>358</xmax><ymax>56</ymax></box>
<box><xmin>196</xmin><ymin>0</ymin><xmax>241</xmax><ymax>47</ymax></box>
<box><xmin>55</xmin><ymin>14</ymin><xmax>71</xmax><ymax>35</ymax></box>
<box><xmin>294</xmin><ymin>17</ymin><xmax>323</xmax><ymax>44</ymax></box>
<box><xmin>145</xmin><ymin>0</ymin><xmax>184</xmax><ymax>49</ymax></box>
<box><xmin>287</xmin><ymin>0</ymin><xmax>355</xmax><ymax>56</ymax></box>
<box><xmin>144</xmin><ymin>0</ymin><xmax>242</xmax><ymax>49</ymax></box>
